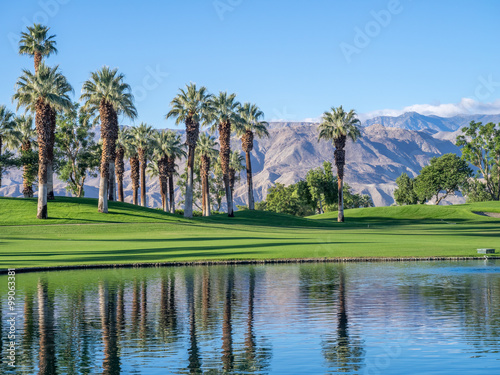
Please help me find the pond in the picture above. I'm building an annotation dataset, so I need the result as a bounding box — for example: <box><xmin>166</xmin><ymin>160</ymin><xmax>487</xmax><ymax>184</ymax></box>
<box><xmin>1</xmin><ymin>260</ymin><xmax>499</xmax><ymax>374</ymax></box>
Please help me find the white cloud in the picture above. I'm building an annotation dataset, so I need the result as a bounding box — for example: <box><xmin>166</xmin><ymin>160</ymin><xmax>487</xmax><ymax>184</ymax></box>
<box><xmin>358</xmin><ymin>98</ymin><xmax>500</xmax><ymax>122</ymax></box>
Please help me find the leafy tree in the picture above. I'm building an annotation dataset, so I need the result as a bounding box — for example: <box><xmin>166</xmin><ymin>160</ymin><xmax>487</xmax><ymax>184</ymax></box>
<box><xmin>81</xmin><ymin>66</ymin><xmax>137</xmax><ymax>213</ymax></box>
<box><xmin>456</xmin><ymin>121</ymin><xmax>500</xmax><ymax>201</ymax></box>
<box><xmin>462</xmin><ymin>179</ymin><xmax>491</xmax><ymax>203</ymax></box>
<box><xmin>413</xmin><ymin>153</ymin><xmax>472</xmax><ymax>204</ymax></box>
<box><xmin>394</xmin><ymin>173</ymin><xmax>418</xmax><ymax>205</ymax></box>
<box><xmin>54</xmin><ymin>104</ymin><xmax>100</xmax><ymax>197</ymax></box>
<box><xmin>265</xmin><ymin>183</ymin><xmax>302</xmax><ymax>216</ymax></box>
<box><xmin>306</xmin><ymin>161</ymin><xmax>337</xmax><ymax>214</ymax></box>
<box><xmin>318</xmin><ymin>106</ymin><xmax>361</xmax><ymax>222</ymax></box>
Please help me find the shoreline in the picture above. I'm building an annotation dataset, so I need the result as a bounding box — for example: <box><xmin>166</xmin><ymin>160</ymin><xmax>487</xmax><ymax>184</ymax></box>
<box><xmin>2</xmin><ymin>256</ymin><xmax>499</xmax><ymax>275</ymax></box>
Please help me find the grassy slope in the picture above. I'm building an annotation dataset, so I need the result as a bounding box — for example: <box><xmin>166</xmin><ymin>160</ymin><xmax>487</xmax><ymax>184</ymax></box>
<box><xmin>1</xmin><ymin>197</ymin><xmax>499</xmax><ymax>270</ymax></box>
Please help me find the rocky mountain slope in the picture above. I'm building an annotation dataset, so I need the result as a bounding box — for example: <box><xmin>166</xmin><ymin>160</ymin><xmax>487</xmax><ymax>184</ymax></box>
<box><xmin>1</xmin><ymin>117</ymin><xmax>469</xmax><ymax>208</ymax></box>
<box><xmin>363</xmin><ymin>112</ymin><xmax>500</xmax><ymax>132</ymax></box>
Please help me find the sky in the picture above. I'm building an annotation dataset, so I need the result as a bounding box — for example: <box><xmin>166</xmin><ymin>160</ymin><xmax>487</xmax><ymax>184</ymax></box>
<box><xmin>1</xmin><ymin>0</ymin><xmax>500</xmax><ymax>128</ymax></box>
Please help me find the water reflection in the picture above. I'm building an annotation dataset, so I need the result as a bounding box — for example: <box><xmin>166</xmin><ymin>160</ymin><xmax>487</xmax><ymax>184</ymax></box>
<box><xmin>0</xmin><ymin>261</ymin><xmax>499</xmax><ymax>374</ymax></box>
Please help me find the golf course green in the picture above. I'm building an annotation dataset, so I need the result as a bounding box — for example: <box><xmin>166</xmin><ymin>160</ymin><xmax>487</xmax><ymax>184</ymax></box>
<box><xmin>1</xmin><ymin>197</ymin><xmax>499</xmax><ymax>271</ymax></box>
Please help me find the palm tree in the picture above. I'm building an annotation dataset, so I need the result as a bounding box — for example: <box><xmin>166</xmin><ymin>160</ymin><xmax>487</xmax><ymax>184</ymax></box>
<box><xmin>208</xmin><ymin>92</ymin><xmax>241</xmax><ymax>217</ymax></box>
<box><xmin>237</xmin><ymin>103</ymin><xmax>269</xmax><ymax>210</ymax></box>
<box><xmin>19</xmin><ymin>24</ymin><xmax>57</xmax><ymax>73</ymax></box>
<box><xmin>166</xmin><ymin>83</ymin><xmax>212</xmax><ymax>218</ymax></box>
<box><xmin>152</xmin><ymin>129</ymin><xmax>186</xmax><ymax>212</ymax></box>
<box><xmin>80</xmin><ymin>66</ymin><xmax>137</xmax><ymax>213</ymax></box>
<box><xmin>0</xmin><ymin>105</ymin><xmax>17</xmax><ymax>188</ymax></box>
<box><xmin>229</xmin><ymin>150</ymin><xmax>244</xmax><ymax>202</ymax></box>
<box><xmin>115</xmin><ymin>127</ymin><xmax>130</xmax><ymax>202</ymax></box>
<box><xmin>146</xmin><ymin>159</ymin><xmax>166</xmax><ymax>210</ymax></box>
<box><xmin>196</xmin><ymin>133</ymin><xmax>218</xmax><ymax>216</ymax></box>
<box><xmin>130</xmin><ymin>123</ymin><xmax>154</xmax><ymax>207</ymax></box>
<box><xmin>125</xmin><ymin>140</ymin><xmax>140</xmax><ymax>205</ymax></box>
<box><xmin>13</xmin><ymin>115</ymin><xmax>37</xmax><ymax>197</ymax></box>
<box><xmin>13</xmin><ymin>64</ymin><xmax>73</xmax><ymax>219</ymax></box>
<box><xmin>318</xmin><ymin>106</ymin><xmax>361</xmax><ymax>222</ymax></box>
<box><xmin>167</xmin><ymin>157</ymin><xmax>180</xmax><ymax>213</ymax></box>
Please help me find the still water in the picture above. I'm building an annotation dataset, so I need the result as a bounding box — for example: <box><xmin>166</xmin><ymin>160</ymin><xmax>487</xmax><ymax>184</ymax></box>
<box><xmin>1</xmin><ymin>260</ymin><xmax>499</xmax><ymax>374</ymax></box>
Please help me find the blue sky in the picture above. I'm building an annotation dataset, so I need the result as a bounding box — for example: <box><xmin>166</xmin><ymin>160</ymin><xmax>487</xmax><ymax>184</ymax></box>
<box><xmin>1</xmin><ymin>0</ymin><xmax>500</xmax><ymax>128</ymax></box>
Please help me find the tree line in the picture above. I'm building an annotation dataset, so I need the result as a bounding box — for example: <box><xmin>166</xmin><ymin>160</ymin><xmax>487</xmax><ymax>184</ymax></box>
<box><xmin>0</xmin><ymin>24</ymin><xmax>365</xmax><ymax>222</ymax></box>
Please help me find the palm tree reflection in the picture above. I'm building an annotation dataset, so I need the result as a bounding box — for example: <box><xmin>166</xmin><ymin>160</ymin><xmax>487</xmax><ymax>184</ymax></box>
<box><xmin>99</xmin><ymin>281</ymin><xmax>120</xmax><ymax>375</ymax></box>
<box><xmin>37</xmin><ymin>279</ymin><xmax>57</xmax><ymax>375</ymax></box>
<box><xmin>322</xmin><ymin>266</ymin><xmax>364</xmax><ymax>373</ymax></box>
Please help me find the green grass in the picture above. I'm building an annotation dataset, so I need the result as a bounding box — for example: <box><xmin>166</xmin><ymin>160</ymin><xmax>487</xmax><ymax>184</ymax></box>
<box><xmin>1</xmin><ymin>197</ymin><xmax>499</xmax><ymax>271</ymax></box>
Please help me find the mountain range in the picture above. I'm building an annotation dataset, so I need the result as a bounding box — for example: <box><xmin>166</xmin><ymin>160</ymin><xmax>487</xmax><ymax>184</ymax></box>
<box><xmin>2</xmin><ymin>112</ymin><xmax>498</xmax><ymax>208</ymax></box>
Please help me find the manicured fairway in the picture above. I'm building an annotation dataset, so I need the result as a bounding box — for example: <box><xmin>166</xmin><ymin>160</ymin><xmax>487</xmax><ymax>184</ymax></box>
<box><xmin>1</xmin><ymin>197</ymin><xmax>499</xmax><ymax>270</ymax></box>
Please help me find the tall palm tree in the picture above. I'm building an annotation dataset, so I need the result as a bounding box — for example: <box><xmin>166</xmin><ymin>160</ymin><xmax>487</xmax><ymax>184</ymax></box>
<box><xmin>115</xmin><ymin>127</ymin><xmax>130</xmax><ymax>202</ymax></box>
<box><xmin>166</xmin><ymin>83</ymin><xmax>212</xmax><ymax>218</ymax></box>
<box><xmin>125</xmin><ymin>140</ymin><xmax>140</xmax><ymax>205</ymax></box>
<box><xmin>130</xmin><ymin>123</ymin><xmax>154</xmax><ymax>207</ymax></box>
<box><xmin>236</xmin><ymin>103</ymin><xmax>269</xmax><ymax>210</ymax></box>
<box><xmin>80</xmin><ymin>66</ymin><xmax>137</xmax><ymax>213</ymax></box>
<box><xmin>229</xmin><ymin>150</ymin><xmax>244</xmax><ymax>202</ymax></box>
<box><xmin>167</xmin><ymin>157</ymin><xmax>180</xmax><ymax>213</ymax></box>
<box><xmin>208</xmin><ymin>92</ymin><xmax>241</xmax><ymax>217</ymax></box>
<box><xmin>152</xmin><ymin>129</ymin><xmax>186</xmax><ymax>212</ymax></box>
<box><xmin>19</xmin><ymin>24</ymin><xmax>57</xmax><ymax>73</ymax></box>
<box><xmin>0</xmin><ymin>105</ymin><xmax>17</xmax><ymax>188</ymax></box>
<box><xmin>14</xmin><ymin>115</ymin><xmax>37</xmax><ymax>197</ymax></box>
<box><xmin>196</xmin><ymin>133</ymin><xmax>218</xmax><ymax>216</ymax></box>
<box><xmin>13</xmin><ymin>64</ymin><xmax>73</xmax><ymax>219</ymax></box>
<box><xmin>318</xmin><ymin>106</ymin><xmax>361</xmax><ymax>222</ymax></box>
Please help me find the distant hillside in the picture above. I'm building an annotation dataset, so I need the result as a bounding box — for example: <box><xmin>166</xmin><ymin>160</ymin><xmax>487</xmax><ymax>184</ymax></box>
<box><xmin>363</xmin><ymin>112</ymin><xmax>500</xmax><ymax>132</ymax></box>
<box><xmin>1</xmin><ymin>120</ymin><xmax>464</xmax><ymax>208</ymax></box>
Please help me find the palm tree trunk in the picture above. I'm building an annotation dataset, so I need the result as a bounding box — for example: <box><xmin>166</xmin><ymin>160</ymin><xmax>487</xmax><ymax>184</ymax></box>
<box><xmin>46</xmin><ymin>162</ymin><xmax>54</xmax><ymax>200</ymax></box>
<box><xmin>201</xmin><ymin>155</ymin><xmax>210</xmax><ymax>217</ymax></box>
<box><xmin>139</xmin><ymin>150</ymin><xmax>147</xmax><ymax>207</ymax></box>
<box><xmin>184</xmin><ymin>145</ymin><xmax>195</xmax><ymax>218</ymax></box>
<box><xmin>47</xmin><ymin>108</ymin><xmax>56</xmax><ymax>200</ymax></box>
<box><xmin>219</xmin><ymin>120</ymin><xmax>233</xmax><ymax>217</ymax></box>
<box><xmin>337</xmin><ymin>171</ymin><xmax>344</xmax><ymax>222</ymax></box>
<box><xmin>98</xmin><ymin>100</ymin><xmax>118</xmax><ymax>214</ymax></box>
<box><xmin>131</xmin><ymin>156</ymin><xmax>139</xmax><ymax>205</ymax></box>
<box><xmin>115</xmin><ymin>147</ymin><xmax>125</xmax><ymax>202</ymax></box>
<box><xmin>36</xmin><ymin>100</ymin><xmax>51</xmax><ymax>219</ymax></box>
<box><xmin>22</xmin><ymin>141</ymin><xmax>34</xmax><ymax>198</ymax></box>
<box><xmin>169</xmin><ymin>174</ymin><xmax>175</xmax><ymax>213</ymax></box>
<box><xmin>245</xmin><ymin>151</ymin><xmax>255</xmax><ymax>210</ymax></box>
<box><xmin>108</xmin><ymin>162</ymin><xmax>116</xmax><ymax>201</ymax></box>
<box><xmin>34</xmin><ymin>52</ymin><xmax>41</xmax><ymax>73</ymax></box>
<box><xmin>334</xmin><ymin>139</ymin><xmax>346</xmax><ymax>223</ymax></box>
